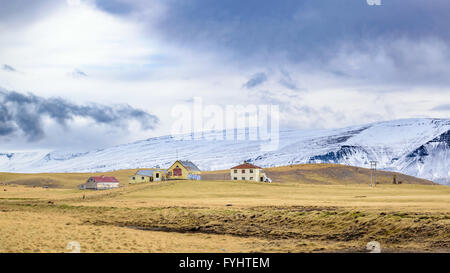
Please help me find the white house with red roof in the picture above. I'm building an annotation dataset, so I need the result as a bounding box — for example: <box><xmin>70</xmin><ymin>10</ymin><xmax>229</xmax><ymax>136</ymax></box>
<box><xmin>80</xmin><ymin>175</ymin><xmax>120</xmax><ymax>190</ymax></box>
<box><xmin>230</xmin><ymin>161</ymin><xmax>271</xmax><ymax>182</ymax></box>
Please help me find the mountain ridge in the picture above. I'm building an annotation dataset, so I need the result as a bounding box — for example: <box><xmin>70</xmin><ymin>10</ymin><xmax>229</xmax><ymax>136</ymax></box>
<box><xmin>0</xmin><ymin>118</ymin><xmax>448</xmax><ymax>184</ymax></box>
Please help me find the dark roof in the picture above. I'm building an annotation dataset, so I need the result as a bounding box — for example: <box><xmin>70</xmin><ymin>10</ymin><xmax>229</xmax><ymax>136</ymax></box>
<box><xmin>178</xmin><ymin>160</ymin><xmax>201</xmax><ymax>172</ymax></box>
<box><xmin>90</xmin><ymin>176</ymin><xmax>119</xmax><ymax>183</ymax></box>
<box><xmin>231</xmin><ymin>162</ymin><xmax>262</xmax><ymax>169</ymax></box>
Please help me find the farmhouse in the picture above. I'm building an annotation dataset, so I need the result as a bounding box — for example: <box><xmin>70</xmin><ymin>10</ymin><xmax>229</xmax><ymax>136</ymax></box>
<box><xmin>230</xmin><ymin>161</ymin><xmax>271</xmax><ymax>182</ymax></box>
<box><xmin>80</xmin><ymin>175</ymin><xmax>119</xmax><ymax>190</ymax></box>
<box><xmin>129</xmin><ymin>169</ymin><xmax>167</xmax><ymax>184</ymax></box>
<box><xmin>167</xmin><ymin>160</ymin><xmax>201</xmax><ymax>180</ymax></box>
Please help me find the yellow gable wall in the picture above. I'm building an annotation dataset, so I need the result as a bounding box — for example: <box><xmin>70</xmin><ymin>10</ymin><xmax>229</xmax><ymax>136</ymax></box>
<box><xmin>167</xmin><ymin>161</ymin><xmax>201</xmax><ymax>180</ymax></box>
<box><xmin>167</xmin><ymin>161</ymin><xmax>190</xmax><ymax>180</ymax></box>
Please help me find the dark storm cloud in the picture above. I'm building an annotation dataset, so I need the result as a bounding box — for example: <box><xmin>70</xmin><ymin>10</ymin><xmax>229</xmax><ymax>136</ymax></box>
<box><xmin>243</xmin><ymin>73</ymin><xmax>268</xmax><ymax>89</ymax></box>
<box><xmin>94</xmin><ymin>0</ymin><xmax>135</xmax><ymax>15</ymax></box>
<box><xmin>149</xmin><ymin>0</ymin><xmax>450</xmax><ymax>61</ymax></box>
<box><xmin>2</xmin><ymin>64</ymin><xmax>16</xmax><ymax>72</ymax></box>
<box><xmin>91</xmin><ymin>0</ymin><xmax>450</xmax><ymax>87</ymax></box>
<box><xmin>0</xmin><ymin>0</ymin><xmax>61</xmax><ymax>26</ymax></box>
<box><xmin>0</xmin><ymin>90</ymin><xmax>159</xmax><ymax>141</ymax></box>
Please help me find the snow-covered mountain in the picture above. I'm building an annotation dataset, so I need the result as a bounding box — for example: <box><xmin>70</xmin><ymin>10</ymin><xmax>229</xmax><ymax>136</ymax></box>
<box><xmin>0</xmin><ymin>118</ymin><xmax>449</xmax><ymax>185</ymax></box>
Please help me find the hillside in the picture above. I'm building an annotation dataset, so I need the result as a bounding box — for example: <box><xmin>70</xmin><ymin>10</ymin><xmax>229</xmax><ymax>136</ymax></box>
<box><xmin>0</xmin><ymin>163</ymin><xmax>435</xmax><ymax>189</ymax></box>
<box><xmin>202</xmin><ymin>164</ymin><xmax>436</xmax><ymax>185</ymax></box>
<box><xmin>0</xmin><ymin>169</ymin><xmax>138</xmax><ymax>189</ymax></box>
<box><xmin>0</xmin><ymin>118</ymin><xmax>448</xmax><ymax>184</ymax></box>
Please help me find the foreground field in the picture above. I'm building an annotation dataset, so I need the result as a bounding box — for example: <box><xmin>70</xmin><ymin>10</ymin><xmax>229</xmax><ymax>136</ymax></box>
<box><xmin>1</xmin><ymin>168</ymin><xmax>449</xmax><ymax>253</ymax></box>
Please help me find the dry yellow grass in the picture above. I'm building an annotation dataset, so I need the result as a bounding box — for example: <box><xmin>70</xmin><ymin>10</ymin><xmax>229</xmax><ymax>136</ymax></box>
<box><xmin>66</xmin><ymin>180</ymin><xmax>449</xmax><ymax>213</ymax></box>
<box><xmin>0</xmin><ymin>209</ymin><xmax>302</xmax><ymax>253</ymax></box>
<box><xmin>0</xmin><ymin>169</ymin><xmax>141</xmax><ymax>189</ymax></box>
<box><xmin>0</xmin><ymin>164</ymin><xmax>449</xmax><ymax>253</ymax></box>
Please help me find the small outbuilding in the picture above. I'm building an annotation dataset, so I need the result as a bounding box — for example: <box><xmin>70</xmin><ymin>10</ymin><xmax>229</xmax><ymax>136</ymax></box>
<box><xmin>80</xmin><ymin>175</ymin><xmax>120</xmax><ymax>190</ymax></box>
<box><xmin>167</xmin><ymin>160</ymin><xmax>201</xmax><ymax>180</ymax></box>
<box><xmin>230</xmin><ymin>161</ymin><xmax>271</xmax><ymax>182</ymax></box>
<box><xmin>129</xmin><ymin>169</ymin><xmax>167</xmax><ymax>184</ymax></box>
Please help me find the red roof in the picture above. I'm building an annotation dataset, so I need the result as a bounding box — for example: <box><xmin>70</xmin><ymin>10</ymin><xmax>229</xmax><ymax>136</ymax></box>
<box><xmin>90</xmin><ymin>176</ymin><xmax>119</xmax><ymax>183</ymax></box>
<box><xmin>231</xmin><ymin>162</ymin><xmax>262</xmax><ymax>169</ymax></box>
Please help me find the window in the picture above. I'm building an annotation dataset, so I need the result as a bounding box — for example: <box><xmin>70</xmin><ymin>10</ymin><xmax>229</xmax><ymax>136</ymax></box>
<box><xmin>156</xmin><ymin>173</ymin><xmax>159</xmax><ymax>178</ymax></box>
<box><xmin>234</xmin><ymin>170</ymin><xmax>237</xmax><ymax>173</ymax></box>
<box><xmin>173</xmin><ymin>167</ymin><xmax>182</xmax><ymax>176</ymax></box>
<box><xmin>250</xmin><ymin>169</ymin><xmax>254</xmax><ymax>173</ymax></box>
<box><xmin>142</xmin><ymin>177</ymin><xmax>145</xmax><ymax>180</ymax></box>
<box><xmin>132</xmin><ymin>177</ymin><xmax>135</xmax><ymax>180</ymax></box>
<box><xmin>250</xmin><ymin>177</ymin><xmax>254</xmax><ymax>180</ymax></box>
<box><xmin>242</xmin><ymin>177</ymin><xmax>245</xmax><ymax>180</ymax></box>
<box><xmin>233</xmin><ymin>177</ymin><xmax>237</xmax><ymax>180</ymax></box>
<box><xmin>242</xmin><ymin>170</ymin><xmax>245</xmax><ymax>173</ymax></box>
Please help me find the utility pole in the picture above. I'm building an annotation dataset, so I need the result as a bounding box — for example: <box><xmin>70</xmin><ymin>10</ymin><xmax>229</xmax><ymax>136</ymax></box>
<box><xmin>370</xmin><ymin>161</ymin><xmax>377</xmax><ymax>187</ymax></box>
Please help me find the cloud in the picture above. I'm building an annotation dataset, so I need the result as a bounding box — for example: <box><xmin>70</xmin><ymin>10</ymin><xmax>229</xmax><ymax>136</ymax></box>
<box><xmin>0</xmin><ymin>89</ymin><xmax>159</xmax><ymax>141</ymax></box>
<box><xmin>279</xmin><ymin>70</ymin><xmax>299</xmax><ymax>91</ymax></box>
<box><xmin>92</xmin><ymin>0</ymin><xmax>450</xmax><ymax>87</ymax></box>
<box><xmin>94</xmin><ymin>0</ymin><xmax>135</xmax><ymax>15</ymax></box>
<box><xmin>147</xmin><ymin>0</ymin><xmax>450</xmax><ymax>61</ymax></box>
<box><xmin>69</xmin><ymin>69</ymin><xmax>88</xmax><ymax>78</ymax></box>
<box><xmin>0</xmin><ymin>0</ymin><xmax>448</xmax><ymax>153</ymax></box>
<box><xmin>432</xmin><ymin>104</ymin><xmax>450</xmax><ymax>111</ymax></box>
<box><xmin>243</xmin><ymin>73</ymin><xmax>268</xmax><ymax>89</ymax></box>
<box><xmin>0</xmin><ymin>0</ymin><xmax>62</xmax><ymax>27</ymax></box>
<box><xmin>2</xmin><ymin>64</ymin><xmax>16</xmax><ymax>72</ymax></box>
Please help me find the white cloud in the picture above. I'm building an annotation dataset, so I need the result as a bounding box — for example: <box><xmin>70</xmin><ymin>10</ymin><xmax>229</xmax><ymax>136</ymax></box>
<box><xmin>0</xmin><ymin>1</ymin><xmax>449</xmax><ymax>152</ymax></box>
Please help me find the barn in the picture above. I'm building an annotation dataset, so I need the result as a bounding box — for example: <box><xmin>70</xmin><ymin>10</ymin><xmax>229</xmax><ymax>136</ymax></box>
<box><xmin>167</xmin><ymin>160</ymin><xmax>201</xmax><ymax>180</ymax></box>
<box><xmin>80</xmin><ymin>175</ymin><xmax>120</xmax><ymax>190</ymax></box>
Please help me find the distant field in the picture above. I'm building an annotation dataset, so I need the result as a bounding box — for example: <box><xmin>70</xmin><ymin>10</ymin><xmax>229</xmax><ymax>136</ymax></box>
<box><xmin>0</xmin><ymin>163</ymin><xmax>434</xmax><ymax>189</ymax></box>
<box><xmin>0</xmin><ymin>169</ymin><xmax>138</xmax><ymax>189</ymax></box>
<box><xmin>0</xmin><ymin>164</ymin><xmax>448</xmax><ymax>253</ymax></box>
<box><xmin>202</xmin><ymin>163</ymin><xmax>435</xmax><ymax>185</ymax></box>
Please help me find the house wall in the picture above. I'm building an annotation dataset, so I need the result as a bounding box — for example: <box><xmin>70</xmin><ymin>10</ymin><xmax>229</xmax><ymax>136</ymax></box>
<box><xmin>153</xmin><ymin>171</ymin><xmax>165</xmax><ymax>181</ymax></box>
<box><xmin>129</xmin><ymin>175</ymin><xmax>152</xmax><ymax>184</ymax></box>
<box><xmin>96</xmin><ymin>182</ymin><xmax>119</xmax><ymax>189</ymax></box>
<box><xmin>230</xmin><ymin>168</ymin><xmax>266</xmax><ymax>181</ymax></box>
<box><xmin>80</xmin><ymin>181</ymin><xmax>119</xmax><ymax>189</ymax></box>
<box><xmin>81</xmin><ymin>180</ymin><xmax>97</xmax><ymax>189</ymax></box>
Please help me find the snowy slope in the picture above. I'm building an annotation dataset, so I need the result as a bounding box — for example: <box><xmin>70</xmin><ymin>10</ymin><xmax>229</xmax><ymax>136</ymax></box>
<box><xmin>0</xmin><ymin>118</ymin><xmax>448</xmax><ymax>184</ymax></box>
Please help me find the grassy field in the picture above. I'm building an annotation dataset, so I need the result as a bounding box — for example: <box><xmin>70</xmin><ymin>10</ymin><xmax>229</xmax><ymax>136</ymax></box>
<box><xmin>0</xmin><ymin>164</ymin><xmax>449</xmax><ymax>253</ymax></box>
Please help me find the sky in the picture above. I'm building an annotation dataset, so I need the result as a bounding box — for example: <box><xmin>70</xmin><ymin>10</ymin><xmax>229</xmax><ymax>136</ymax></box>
<box><xmin>0</xmin><ymin>0</ymin><xmax>449</xmax><ymax>152</ymax></box>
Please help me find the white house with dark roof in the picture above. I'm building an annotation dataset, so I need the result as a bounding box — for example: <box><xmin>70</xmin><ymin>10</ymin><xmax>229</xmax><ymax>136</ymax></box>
<box><xmin>230</xmin><ymin>161</ymin><xmax>271</xmax><ymax>182</ymax></box>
